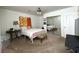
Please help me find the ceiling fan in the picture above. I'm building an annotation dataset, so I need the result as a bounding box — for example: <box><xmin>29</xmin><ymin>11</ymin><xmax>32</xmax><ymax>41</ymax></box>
<box><xmin>36</xmin><ymin>7</ymin><xmax>42</xmax><ymax>15</ymax></box>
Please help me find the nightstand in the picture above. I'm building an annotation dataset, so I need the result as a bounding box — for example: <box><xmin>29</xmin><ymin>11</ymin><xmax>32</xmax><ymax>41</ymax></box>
<box><xmin>6</xmin><ymin>29</ymin><xmax>21</xmax><ymax>42</ymax></box>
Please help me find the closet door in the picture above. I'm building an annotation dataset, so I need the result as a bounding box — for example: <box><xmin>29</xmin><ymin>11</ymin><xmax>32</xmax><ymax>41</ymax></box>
<box><xmin>75</xmin><ymin>18</ymin><xmax>79</xmax><ymax>36</ymax></box>
<box><xmin>0</xmin><ymin>25</ymin><xmax>2</xmax><ymax>52</ymax></box>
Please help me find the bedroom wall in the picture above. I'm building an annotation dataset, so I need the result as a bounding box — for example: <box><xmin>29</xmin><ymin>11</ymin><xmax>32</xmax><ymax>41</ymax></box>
<box><xmin>38</xmin><ymin>16</ymin><xmax>44</xmax><ymax>28</ymax></box>
<box><xmin>43</xmin><ymin>7</ymin><xmax>78</xmax><ymax>38</ymax></box>
<box><xmin>0</xmin><ymin>8</ymin><xmax>41</xmax><ymax>40</ymax></box>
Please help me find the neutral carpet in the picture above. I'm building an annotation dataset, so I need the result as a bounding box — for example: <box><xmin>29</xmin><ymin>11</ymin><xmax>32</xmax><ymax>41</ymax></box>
<box><xmin>2</xmin><ymin>32</ymin><xmax>74</xmax><ymax>53</ymax></box>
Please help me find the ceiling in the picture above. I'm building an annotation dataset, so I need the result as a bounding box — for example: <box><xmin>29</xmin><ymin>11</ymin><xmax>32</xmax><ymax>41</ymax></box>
<box><xmin>0</xmin><ymin>6</ymin><xmax>71</xmax><ymax>16</ymax></box>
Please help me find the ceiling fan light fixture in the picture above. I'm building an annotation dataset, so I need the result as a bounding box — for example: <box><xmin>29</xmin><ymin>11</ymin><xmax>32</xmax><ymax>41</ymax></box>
<box><xmin>37</xmin><ymin>8</ymin><xmax>42</xmax><ymax>15</ymax></box>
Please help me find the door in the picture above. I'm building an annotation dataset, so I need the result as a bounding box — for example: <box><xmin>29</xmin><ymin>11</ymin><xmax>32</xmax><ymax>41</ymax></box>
<box><xmin>0</xmin><ymin>25</ymin><xmax>2</xmax><ymax>52</ymax></box>
<box><xmin>62</xmin><ymin>14</ymin><xmax>75</xmax><ymax>38</ymax></box>
<box><xmin>53</xmin><ymin>16</ymin><xmax>61</xmax><ymax>35</ymax></box>
<box><xmin>75</xmin><ymin>18</ymin><xmax>79</xmax><ymax>36</ymax></box>
<box><xmin>62</xmin><ymin>15</ymin><xmax>68</xmax><ymax>38</ymax></box>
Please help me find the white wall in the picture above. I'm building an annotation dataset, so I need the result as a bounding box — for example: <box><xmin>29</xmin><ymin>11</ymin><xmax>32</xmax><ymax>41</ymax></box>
<box><xmin>43</xmin><ymin>7</ymin><xmax>78</xmax><ymax>38</ymax></box>
<box><xmin>0</xmin><ymin>8</ymin><xmax>41</xmax><ymax>40</ymax></box>
<box><xmin>32</xmin><ymin>16</ymin><xmax>44</xmax><ymax>28</ymax></box>
<box><xmin>38</xmin><ymin>16</ymin><xmax>44</xmax><ymax>28</ymax></box>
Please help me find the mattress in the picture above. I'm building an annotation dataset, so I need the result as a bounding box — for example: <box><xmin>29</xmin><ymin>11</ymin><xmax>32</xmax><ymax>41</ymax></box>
<box><xmin>21</xmin><ymin>28</ymin><xmax>45</xmax><ymax>39</ymax></box>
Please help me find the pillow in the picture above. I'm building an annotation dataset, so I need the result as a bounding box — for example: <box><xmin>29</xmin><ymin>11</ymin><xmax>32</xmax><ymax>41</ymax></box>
<box><xmin>20</xmin><ymin>27</ymin><xmax>27</xmax><ymax>31</ymax></box>
<box><xmin>27</xmin><ymin>26</ymin><xmax>31</xmax><ymax>29</ymax></box>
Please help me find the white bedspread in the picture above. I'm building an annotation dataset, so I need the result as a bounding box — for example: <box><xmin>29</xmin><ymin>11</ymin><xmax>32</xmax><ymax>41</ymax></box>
<box><xmin>21</xmin><ymin>28</ymin><xmax>46</xmax><ymax>43</ymax></box>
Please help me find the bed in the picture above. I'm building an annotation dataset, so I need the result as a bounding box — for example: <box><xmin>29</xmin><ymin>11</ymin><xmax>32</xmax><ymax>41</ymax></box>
<box><xmin>21</xmin><ymin>27</ymin><xmax>47</xmax><ymax>43</ymax></box>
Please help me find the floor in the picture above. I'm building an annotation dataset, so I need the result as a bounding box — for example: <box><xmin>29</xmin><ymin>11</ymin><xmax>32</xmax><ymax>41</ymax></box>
<box><xmin>2</xmin><ymin>32</ymin><xmax>74</xmax><ymax>53</ymax></box>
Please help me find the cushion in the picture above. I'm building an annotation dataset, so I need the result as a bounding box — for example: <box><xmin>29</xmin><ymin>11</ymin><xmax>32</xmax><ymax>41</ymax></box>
<box><xmin>27</xmin><ymin>26</ymin><xmax>31</xmax><ymax>29</ymax></box>
<box><xmin>20</xmin><ymin>27</ymin><xmax>27</xmax><ymax>31</ymax></box>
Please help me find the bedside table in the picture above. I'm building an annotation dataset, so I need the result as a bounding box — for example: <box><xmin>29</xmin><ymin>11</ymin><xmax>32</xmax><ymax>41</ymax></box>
<box><xmin>6</xmin><ymin>29</ymin><xmax>21</xmax><ymax>42</ymax></box>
